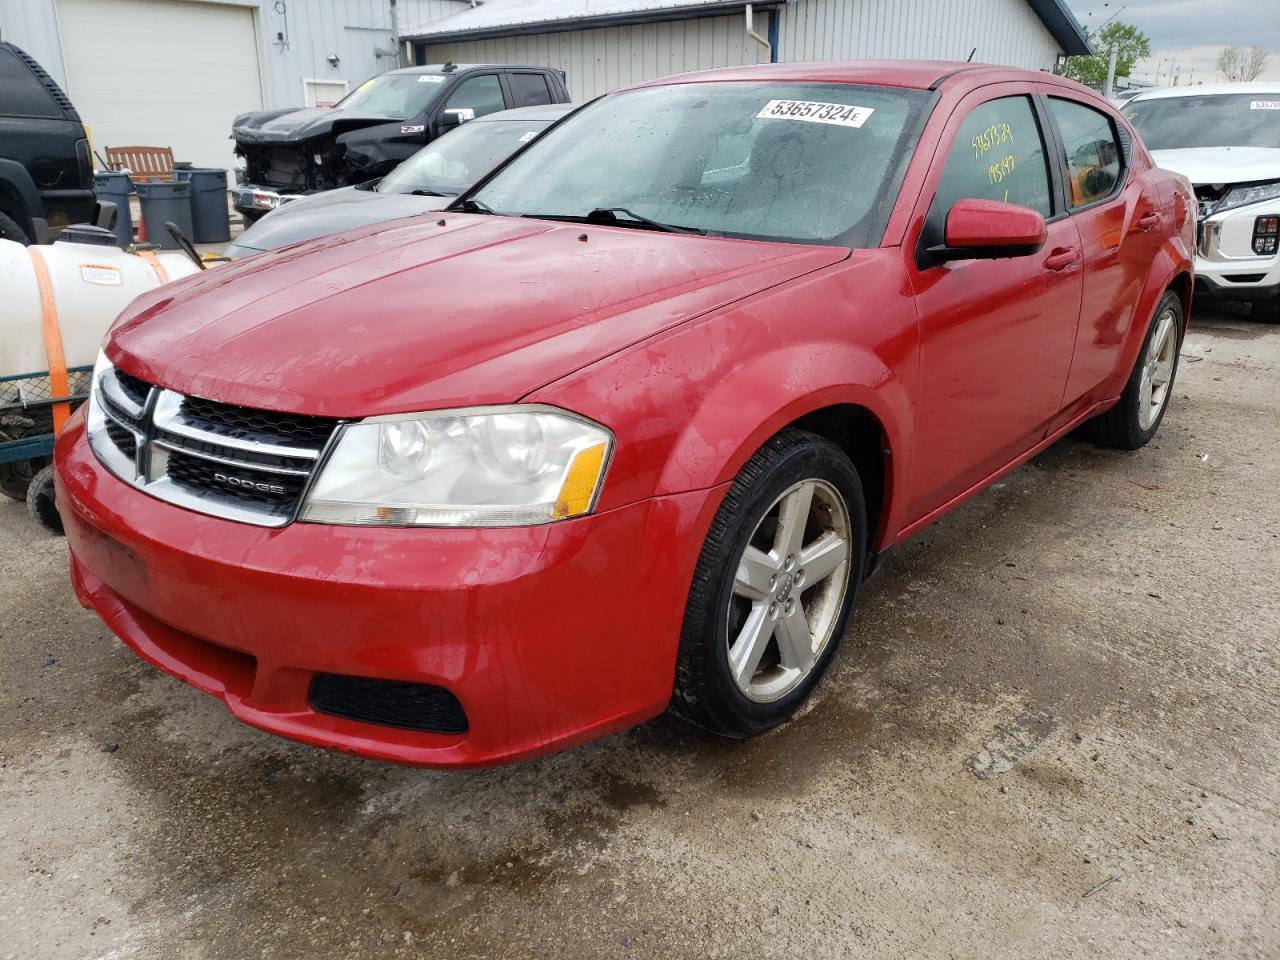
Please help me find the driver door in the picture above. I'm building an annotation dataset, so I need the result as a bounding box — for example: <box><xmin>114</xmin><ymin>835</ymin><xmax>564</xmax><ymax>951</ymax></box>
<box><xmin>904</xmin><ymin>88</ymin><xmax>1083</xmax><ymax>524</ymax></box>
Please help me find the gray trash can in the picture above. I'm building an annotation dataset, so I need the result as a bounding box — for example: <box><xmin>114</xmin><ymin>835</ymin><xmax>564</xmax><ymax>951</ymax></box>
<box><xmin>93</xmin><ymin>172</ymin><xmax>134</xmax><ymax>248</ymax></box>
<box><xmin>134</xmin><ymin>180</ymin><xmax>192</xmax><ymax>250</ymax></box>
<box><xmin>175</xmin><ymin>167</ymin><xmax>230</xmax><ymax>243</ymax></box>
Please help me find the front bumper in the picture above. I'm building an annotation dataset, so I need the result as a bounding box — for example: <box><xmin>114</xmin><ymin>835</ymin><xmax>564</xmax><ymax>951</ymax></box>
<box><xmin>1196</xmin><ymin>199</ymin><xmax>1280</xmax><ymax>301</ymax></box>
<box><xmin>55</xmin><ymin>412</ymin><xmax>720</xmax><ymax>767</ymax></box>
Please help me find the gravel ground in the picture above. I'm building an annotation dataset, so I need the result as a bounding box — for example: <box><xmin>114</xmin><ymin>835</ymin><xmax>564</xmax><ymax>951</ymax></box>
<box><xmin>1</xmin><ymin>302</ymin><xmax>1276</xmax><ymax>960</ymax></box>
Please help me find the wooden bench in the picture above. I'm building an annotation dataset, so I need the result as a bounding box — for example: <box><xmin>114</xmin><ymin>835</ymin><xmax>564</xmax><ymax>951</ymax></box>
<box><xmin>104</xmin><ymin>145</ymin><xmax>175</xmax><ymax>181</ymax></box>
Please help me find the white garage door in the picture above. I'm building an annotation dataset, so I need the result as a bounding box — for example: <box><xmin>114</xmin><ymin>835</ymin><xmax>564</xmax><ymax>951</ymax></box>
<box><xmin>57</xmin><ymin>0</ymin><xmax>263</xmax><ymax>173</ymax></box>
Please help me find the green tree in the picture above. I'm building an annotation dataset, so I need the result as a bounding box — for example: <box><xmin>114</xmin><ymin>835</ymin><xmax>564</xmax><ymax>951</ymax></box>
<box><xmin>1063</xmin><ymin>22</ymin><xmax>1152</xmax><ymax>89</ymax></box>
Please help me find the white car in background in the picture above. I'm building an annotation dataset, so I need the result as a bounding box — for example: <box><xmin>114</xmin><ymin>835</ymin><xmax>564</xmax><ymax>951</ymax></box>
<box><xmin>1125</xmin><ymin>83</ymin><xmax>1280</xmax><ymax>322</ymax></box>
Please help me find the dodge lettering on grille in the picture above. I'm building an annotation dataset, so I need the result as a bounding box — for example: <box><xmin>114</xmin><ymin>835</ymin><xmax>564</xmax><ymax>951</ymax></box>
<box><xmin>214</xmin><ymin>472</ymin><xmax>287</xmax><ymax>495</ymax></box>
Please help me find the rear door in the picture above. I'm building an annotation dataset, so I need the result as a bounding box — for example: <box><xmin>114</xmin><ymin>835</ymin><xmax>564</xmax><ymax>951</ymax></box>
<box><xmin>1038</xmin><ymin>88</ymin><xmax>1168</xmax><ymax>417</ymax></box>
<box><xmin>904</xmin><ymin>86</ymin><xmax>1084</xmax><ymax>522</ymax></box>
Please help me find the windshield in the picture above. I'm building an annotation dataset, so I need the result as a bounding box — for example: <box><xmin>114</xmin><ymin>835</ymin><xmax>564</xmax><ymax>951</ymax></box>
<box><xmin>1125</xmin><ymin>94</ymin><xmax>1280</xmax><ymax>150</ymax></box>
<box><xmin>335</xmin><ymin>73</ymin><xmax>448</xmax><ymax>118</ymax></box>
<box><xmin>470</xmin><ymin>82</ymin><xmax>929</xmax><ymax>246</ymax></box>
<box><xmin>379</xmin><ymin>118</ymin><xmax>555</xmax><ymax>195</ymax></box>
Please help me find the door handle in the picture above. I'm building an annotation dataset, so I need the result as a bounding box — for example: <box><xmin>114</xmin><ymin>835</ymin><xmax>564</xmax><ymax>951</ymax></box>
<box><xmin>1137</xmin><ymin>212</ymin><xmax>1162</xmax><ymax>232</ymax></box>
<box><xmin>1044</xmin><ymin>247</ymin><xmax>1079</xmax><ymax>271</ymax></box>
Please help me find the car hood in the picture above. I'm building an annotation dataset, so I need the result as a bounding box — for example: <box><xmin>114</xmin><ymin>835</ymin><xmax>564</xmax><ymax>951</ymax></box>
<box><xmin>109</xmin><ymin>215</ymin><xmax>850</xmax><ymax>417</ymax></box>
<box><xmin>232</xmin><ymin>107</ymin><xmax>400</xmax><ymax>144</ymax></box>
<box><xmin>227</xmin><ymin>186</ymin><xmax>450</xmax><ymax>256</ymax></box>
<box><xmin>1149</xmin><ymin>146</ymin><xmax>1280</xmax><ymax>186</ymax></box>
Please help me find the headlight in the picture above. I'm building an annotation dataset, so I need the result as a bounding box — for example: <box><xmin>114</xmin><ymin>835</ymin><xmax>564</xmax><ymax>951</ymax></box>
<box><xmin>89</xmin><ymin>349</ymin><xmax>111</xmax><ymax>404</ymax></box>
<box><xmin>1215</xmin><ymin>180</ymin><xmax>1280</xmax><ymax>214</ymax></box>
<box><xmin>299</xmin><ymin>406</ymin><xmax>612</xmax><ymax>527</ymax></box>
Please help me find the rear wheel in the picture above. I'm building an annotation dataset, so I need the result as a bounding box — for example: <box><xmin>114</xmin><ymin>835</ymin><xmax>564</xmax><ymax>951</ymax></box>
<box><xmin>26</xmin><ymin>464</ymin><xmax>62</xmax><ymax>534</ymax></box>
<box><xmin>1085</xmin><ymin>290</ymin><xmax>1182</xmax><ymax>450</ymax></box>
<box><xmin>0</xmin><ymin>210</ymin><xmax>31</xmax><ymax>245</ymax></box>
<box><xmin>0</xmin><ymin>458</ymin><xmax>46</xmax><ymax>501</ymax></box>
<box><xmin>671</xmin><ymin>429</ymin><xmax>867</xmax><ymax>738</ymax></box>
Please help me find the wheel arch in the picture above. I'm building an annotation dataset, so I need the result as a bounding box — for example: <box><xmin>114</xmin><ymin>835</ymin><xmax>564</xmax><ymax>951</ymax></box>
<box><xmin>653</xmin><ymin>341</ymin><xmax>912</xmax><ymax>555</ymax></box>
<box><xmin>0</xmin><ymin>160</ymin><xmax>42</xmax><ymax>234</ymax></box>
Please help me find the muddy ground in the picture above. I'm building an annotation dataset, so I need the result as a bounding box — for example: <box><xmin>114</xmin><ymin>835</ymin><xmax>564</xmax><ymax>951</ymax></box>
<box><xmin>1</xmin><ymin>303</ymin><xmax>1276</xmax><ymax>960</ymax></box>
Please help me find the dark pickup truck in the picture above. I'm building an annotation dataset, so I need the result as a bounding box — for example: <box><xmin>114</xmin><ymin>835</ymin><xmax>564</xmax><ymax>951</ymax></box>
<box><xmin>231</xmin><ymin>62</ymin><xmax>570</xmax><ymax>221</ymax></box>
<box><xmin>0</xmin><ymin>40</ymin><xmax>99</xmax><ymax>244</ymax></box>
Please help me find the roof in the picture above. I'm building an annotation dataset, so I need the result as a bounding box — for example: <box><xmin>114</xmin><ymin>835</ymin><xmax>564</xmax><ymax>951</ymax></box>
<box><xmin>386</xmin><ymin>62</ymin><xmax>544</xmax><ymax>75</ymax></box>
<box><xmin>473</xmin><ymin>103</ymin><xmax>577</xmax><ymax>122</ymax></box>
<box><xmin>403</xmin><ymin>0</ymin><xmax>1091</xmax><ymax>56</ymax></box>
<box><xmin>626</xmin><ymin>60</ymin><xmax>1075</xmax><ymax>92</ymax></box>
<box><xmin>1128</xmin><ymin>81</ymin><xmax>1280</xmax><ymax>102</ymax></box>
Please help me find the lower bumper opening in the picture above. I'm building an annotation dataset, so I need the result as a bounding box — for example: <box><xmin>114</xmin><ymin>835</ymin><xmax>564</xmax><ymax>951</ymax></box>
<box><xmin>308</xmin><ymin>673</ymin><xmax>468</xmax><ymax>735</ymax></box>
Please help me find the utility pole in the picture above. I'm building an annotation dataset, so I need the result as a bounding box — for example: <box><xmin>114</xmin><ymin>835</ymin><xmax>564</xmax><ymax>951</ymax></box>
<box><xmin>1104</xmin><ymin>45</ymin><xmax>1119</xmax><ymax>98</ymax></box>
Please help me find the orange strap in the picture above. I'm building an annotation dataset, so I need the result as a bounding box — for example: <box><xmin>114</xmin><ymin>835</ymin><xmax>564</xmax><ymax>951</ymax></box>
<box><xmin>136</xmin><ymin>248</ymin><xmax>171</xmax><ymax>284</ymax></box>
<box><xmin>27</xmin><ymin>247</ymin><xmax>71</xmax><ymax>435</ymax></box>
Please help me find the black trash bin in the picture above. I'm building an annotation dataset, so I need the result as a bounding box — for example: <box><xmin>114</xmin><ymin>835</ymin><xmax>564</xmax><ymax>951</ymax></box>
<box><xmin>93</xmin><ymin>172</ymin><xmax>134</xmax><ymax>248</ymax></box>
<box><xmin>175</xmin><ymin>167</ymin><xmax>230</xmax><ymax>243</ymax></box>
<box><xmin>134</xmin><ymin>180</ymin><xmax>192</xmax><ymax>250</ymax></box>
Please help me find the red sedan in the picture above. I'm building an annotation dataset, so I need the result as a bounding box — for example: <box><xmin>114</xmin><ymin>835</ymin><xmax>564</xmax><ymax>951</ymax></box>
<box><xmin>56</xmin><ymin>61</ymin><xmax>1194</xmax><ymax>767</ymax></box>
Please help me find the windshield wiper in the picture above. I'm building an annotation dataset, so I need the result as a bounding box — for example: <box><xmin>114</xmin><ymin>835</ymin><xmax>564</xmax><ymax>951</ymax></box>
<box><xmin>406</xmin><ymin>188</ymin><xmax>449</xmax><ymax>197</ymax></box>
<box><xmin>521</xmin><ymin>207</ymin><xmax>706</xmax><ymax>235</ymax></box>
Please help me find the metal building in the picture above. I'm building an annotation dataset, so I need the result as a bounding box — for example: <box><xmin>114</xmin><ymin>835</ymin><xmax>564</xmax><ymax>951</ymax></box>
<box><xmin>0</xmin><ymin>0</ymin><xmax>463</xmax><ymax>170</ymax></box>
<box><xmin>404</xmin><ymin>0</ymin><xmax>1091</xmax><ymax>103</ymax></box>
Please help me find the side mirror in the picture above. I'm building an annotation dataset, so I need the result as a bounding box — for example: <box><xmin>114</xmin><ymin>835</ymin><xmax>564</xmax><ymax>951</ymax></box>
<box><xmin>929</xmin><ymin>198</ymin><xmax>1047</xmax><ymax>263</ymax></box>
<box><xmin>438</xmin><ymin>107</ymin><xmax>475</xmax><ymax>130</ymax></box>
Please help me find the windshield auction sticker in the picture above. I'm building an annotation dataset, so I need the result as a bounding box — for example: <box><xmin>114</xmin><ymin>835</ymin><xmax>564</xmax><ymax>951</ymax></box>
<box><xmin>1250</xmin><ymin>100</ymin><xmax>1280</xmax><ymax>110</ymax></box>
<box><xmin>418</xmin><ymin>75</ymin><xmax>447</xmax><ymax>83</ymax></box>
<box><xmin>757</xmin><ymin>99</ymin><xmax>874</xmax><ymax>128</ymax></box>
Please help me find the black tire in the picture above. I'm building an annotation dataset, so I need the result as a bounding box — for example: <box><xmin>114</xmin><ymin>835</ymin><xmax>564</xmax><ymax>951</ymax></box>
<box><xmin>1085</xmin><ymin>290</ymin><xmax>1183</xmax><ymax>450</ymax></box>
<box><xmin>1251</xmin><ymin>299</ymin><xmax>1280</xmax><ymax>324</ymax></box>
<box><xmin>0</xmin><ymin>458</ymin><xmax>46</xmax><ymax>501</ymax></box>
<box><xmin>26</xmin><ymin>464</ymin><xmax>63</xmax><ymax>534</ymax></box>
<box><xmin>0</xmin><ymin>210</ymin><xmax>32</xmax><ymax>245</ymax></box>
<box><xmin>671</xmin><ymin>428</ymin><xmax>867</xmax><ymax>738</ymax></box>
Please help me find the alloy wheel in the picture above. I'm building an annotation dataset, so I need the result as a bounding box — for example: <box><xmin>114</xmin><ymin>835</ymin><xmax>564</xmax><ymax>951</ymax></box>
<box><xmin>727</xmin><ymin>478</ymin><xmax>853</xmax><ymax>703</ymax></box>
<box><xmin>1139</xmin><ymin>307</ymin><xmax>1178</xmax><ymax>431</ymax></box>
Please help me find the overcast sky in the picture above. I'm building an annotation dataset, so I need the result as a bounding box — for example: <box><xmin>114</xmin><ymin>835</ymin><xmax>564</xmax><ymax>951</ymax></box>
<box><xmin>1063</xmin><ymin>0</ymin><xmax>1280</xmax><ymax>85</ymax></box>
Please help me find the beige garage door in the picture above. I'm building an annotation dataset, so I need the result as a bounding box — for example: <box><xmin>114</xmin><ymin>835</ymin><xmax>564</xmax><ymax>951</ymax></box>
<box><xmin>58</xmin><ymin>0</ymin><xmax>264</xmax><ymax>173</ymax></box>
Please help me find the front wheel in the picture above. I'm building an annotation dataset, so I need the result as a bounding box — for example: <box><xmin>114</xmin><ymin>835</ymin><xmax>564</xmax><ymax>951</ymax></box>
<box><xmin>671</xmin><ymin>429</ymin><xmax>867</xmax><ymax>738</ymax></box>
<box><xmin>1085</xmin><ymin>290</ymin><xmax>1183</xmax><ymax>450</ymax></box>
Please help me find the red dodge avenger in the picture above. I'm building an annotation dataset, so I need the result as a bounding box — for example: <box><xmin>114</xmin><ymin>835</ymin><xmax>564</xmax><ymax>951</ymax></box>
<box><xmin>57</xmin><ymin>62</ymin><xmax>1194</xmax><ymax>767</ymax></box>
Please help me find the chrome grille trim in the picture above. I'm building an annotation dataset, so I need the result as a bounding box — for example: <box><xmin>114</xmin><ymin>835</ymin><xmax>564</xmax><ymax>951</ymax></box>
<box><xmin>86</xmin><ymin>369</ymin><xmax>339</xmax><ymax>528</ymax></box>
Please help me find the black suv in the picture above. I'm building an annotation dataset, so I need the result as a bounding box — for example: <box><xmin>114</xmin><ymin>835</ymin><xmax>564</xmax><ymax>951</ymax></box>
<box><xmin>0</xmin><ymin>41</ymin><xmax>97</xmax><ymax>244</ymax></box>
<box><xmin>231</xmin><ymin>62</ymin><xmax>570</xmax><ymax>221</ymax></box>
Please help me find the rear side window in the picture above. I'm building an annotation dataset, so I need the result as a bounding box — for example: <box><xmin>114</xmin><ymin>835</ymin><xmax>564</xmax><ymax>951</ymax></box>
<box><xmin>443</xmin><ymin>74</ymin><xmax>507</xmax><ymax>119</ymax></box>
<box><xmin>934</xmin><ymin>96</ymin><xmax>1053</xmax><ymax>218</ymax></box>
<box><xmin>1049</xmin><ymin>97</ymin><xmax>1123</xmax><ymax>208</ymax></box>
<box><xmin>508</xmin><ymin>73</ymin><xmax>553</xmax><ymax>108</ymax></box>
<box><xmin>0</xmin><ymin>47</ymin><xmax>62</xmax><ymax>119</ymax></box>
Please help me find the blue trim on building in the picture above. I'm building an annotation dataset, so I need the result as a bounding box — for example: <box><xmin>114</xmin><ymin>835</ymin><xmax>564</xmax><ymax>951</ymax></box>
<box><xmin>1026</xmin><ymin>0</ymin><xmax>1091</xmax><ymax>56</ymax></box>
<box><xmin>767</xmin><ymin>9</ymin><xmax>779</xmax><ymax>63</ymax></box>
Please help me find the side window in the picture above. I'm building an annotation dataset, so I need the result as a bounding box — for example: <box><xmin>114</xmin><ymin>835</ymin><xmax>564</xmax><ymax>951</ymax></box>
<box><xmin>934</xmin><ymin>96</ymin><xmax>1053</xmax><ymax>219</ymax></box>
<box><xmin>0</xmin><ymin>47</ymin><xmax>62</xmax><ymax>119</ymax></box>
<box><xmin>1049</xmin><ymin>97</ymin><xmax>1123</xmax><ymax>208</ymax></box>
<box><xmin>442</xmin><ymin>74</ymin><xmax>506</xmax><ymax>119</ymax></box>
<box><xmin>508</xmin><ymin>73</ymin><xmax>552</xmax><ymax>108</ymax></box>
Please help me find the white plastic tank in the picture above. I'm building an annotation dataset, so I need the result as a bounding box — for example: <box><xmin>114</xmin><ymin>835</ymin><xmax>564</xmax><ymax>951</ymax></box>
<box><xmin>1</xmin><ymin>233</ymin><xmax>201</xmax><ymax>379</ymax></box>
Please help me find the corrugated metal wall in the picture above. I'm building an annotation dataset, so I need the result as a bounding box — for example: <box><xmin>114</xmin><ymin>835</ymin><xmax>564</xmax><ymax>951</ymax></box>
<box><xmin>0</xmin><ymin>0</ymin><xmax>462</xmax><ymax>105</ymax></box>
<box><xmin>423</xmin><ymin>14</ymin><xmax>771</xmax><ymax>103</ymax></box>
<box><xmin>774</xmin><ymin>0</ymin><xmax>1061</xmax><ymax>72</ymax></box>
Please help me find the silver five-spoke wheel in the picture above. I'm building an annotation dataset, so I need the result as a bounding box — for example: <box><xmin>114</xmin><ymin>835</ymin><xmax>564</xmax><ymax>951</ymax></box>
<box><xmin>728</xmin><ymin>478</ymin><xmax>852</xmax><ymax>703</ymax></box>
<box><xmin>1138</xmin><ymin>305</ymin><xmax>1177</xmax><ymax>431</ymax></box>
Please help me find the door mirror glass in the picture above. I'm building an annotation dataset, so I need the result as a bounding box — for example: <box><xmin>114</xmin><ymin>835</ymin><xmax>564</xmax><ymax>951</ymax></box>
<box><xmin>936</xmin><ymin>198</ymin><xmax>1047</xmax><ymax>260</ymax></box>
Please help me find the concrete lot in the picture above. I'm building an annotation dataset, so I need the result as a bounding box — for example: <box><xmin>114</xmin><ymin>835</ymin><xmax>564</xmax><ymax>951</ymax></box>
<box><xmin>1</xmin><ymin>303</ymin><xmax>1276</xmax><ymax>960</ymax></box>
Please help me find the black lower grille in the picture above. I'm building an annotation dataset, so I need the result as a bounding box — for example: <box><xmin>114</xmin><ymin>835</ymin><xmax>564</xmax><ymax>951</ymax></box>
<box><xmin>105</xmin><ymin>420</ymin><xmax>137</xmax><ymax>459</ymax></box>
<box><xmin>309</xmin><ymin>674</ymin><xmax>468</xmax><ymax>735</ymax></box>
<box><xmin>165</xmin><ymin>450</ymin><xmax>305</xmax><ymax>506</ymax></box>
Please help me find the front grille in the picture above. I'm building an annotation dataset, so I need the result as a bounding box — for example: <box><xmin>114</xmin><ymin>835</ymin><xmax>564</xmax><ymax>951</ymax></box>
<box><xmin>1224</xmin><ymin>273</ymin><xmax>1266</xmax><ymax>284</ymax></box>
<box><xmin>87</xmin><ymin>368</ymin><xmax>339</xmax><ymax>527</ymax></box>
<box><xmin>180</xmin><ymin>395</ymin><xmax>335</xmax><ymax>448</ymax></box>
<box><xmin>309</xmin><ymin>674</ymin><xmax>469</xmax><ymax>735</ymax></box>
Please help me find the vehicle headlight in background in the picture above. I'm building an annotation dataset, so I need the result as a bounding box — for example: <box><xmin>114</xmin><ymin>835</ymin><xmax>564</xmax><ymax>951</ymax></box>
<box><xmin>1214</xmin><ymin>180</ymin><xmax>1280</xmax><ymax>214</ymax></box>
<box><xmin>299</xmin><ymin>406</ymin><xmax>612</xmax><ymax>527</ymax></box>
